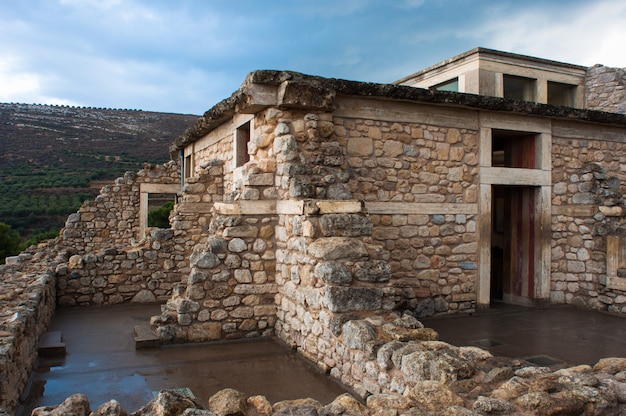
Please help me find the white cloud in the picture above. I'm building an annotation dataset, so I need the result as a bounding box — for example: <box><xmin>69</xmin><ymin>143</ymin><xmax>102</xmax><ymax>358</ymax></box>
<box><xmin>474</xmin><ymin>0</ymin><xmax>626</xmax><ymax>67</ymax></box>
<box><xmin>0</xmin><ymin>56</ymin><xmax>41</xmax><ymax>101</ymax></box>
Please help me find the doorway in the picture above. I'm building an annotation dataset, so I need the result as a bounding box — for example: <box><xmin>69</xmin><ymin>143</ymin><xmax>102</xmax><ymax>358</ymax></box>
<box><xmin>491</xmin><ymin>185</ymin><xmax>540</xmax><ymax>304</ymax></box>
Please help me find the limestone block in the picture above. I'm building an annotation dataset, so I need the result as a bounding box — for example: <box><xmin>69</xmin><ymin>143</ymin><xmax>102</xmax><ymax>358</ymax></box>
<box><xmin>324</xmin><ymin>287</ymin><xmax>383</xmax><ymax>312</ymax></box>
<box><xmin>319</xmin><ymin>214</ymin><xmax>372</xmax><ymax>237</ymax></box>
<box><xmin>401</xmin><ymin>349</ymin><xmax>469</xmax><ymax>384</ymax></box>
<box><xmin>228</xmin><ymin>238</ymin><xmax>248</xmax><ymax>253</ymax></box>
<box><xmin>188</xmin><ymin>322</ymin><xmax>221</xmax><ymax>342</ymax></box>
<box><xmin>405</xmin><ymin>380</ymin><xmax>464</xmax><ymax>411</ymax></box>
<box><xmin>131</xmin><ymin>290</ymin><xmax>156</xmax><ymax>303</ymax></box>
<box><xmin>190</xmin><ymin>251</ymin><xmax>220</xmax><ymax>269</ymax></box>
<box><xmin>307</xmin><ymin>237</ymin><xmax>368</xmax><ymax>260</ymax></box>
<box><xmin>314</xmin><ymin>261</ymin><xmax>352</xmax><ymax>284</ymax></box>
<box><xmin>354</xmin><ymin>260</ymin><xmax>392</xmax><ymax>283</ymax></box>
<box><xmin>347</xmin><ymin>137</ymin><xmax>373</xmax><ymax>156</ymax></box>
<box><xmin>223</xmin><ymin>226</ymin><xmax>259</xmax><ymax>238</ymax></box>
<box><xmin>342</xmin><ymin>320</ymin><xmax>377</xmax><ymax>349</ymax></box>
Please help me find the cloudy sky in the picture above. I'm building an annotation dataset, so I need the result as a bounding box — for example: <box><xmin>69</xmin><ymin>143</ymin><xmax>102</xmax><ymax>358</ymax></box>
<box><xmin>1</xmin><ymin>0</ymin><xmax>624</xmax><ymax>115</ymax></box>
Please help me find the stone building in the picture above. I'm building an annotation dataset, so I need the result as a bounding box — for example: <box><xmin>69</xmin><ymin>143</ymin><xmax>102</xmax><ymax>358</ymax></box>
<box><xmin>3</xmin><ymin>48</ymin><xmax>626</xmax><ymax>413</ymax></box>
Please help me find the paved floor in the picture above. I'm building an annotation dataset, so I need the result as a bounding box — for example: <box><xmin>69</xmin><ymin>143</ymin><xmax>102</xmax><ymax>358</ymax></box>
<box><xmin>422</xmin><ymin>302</ymin><xmax>626</xmax><ymax>368</ymax></box>
<box><xmin>19</xmin><ymin>304</ymin><xmax>348</xmax><ymax>415</ymax></box>
<box><xmin>19</xmin><ymin>302</ymin><xmax>626</xmax><ymax>415</ymax></box>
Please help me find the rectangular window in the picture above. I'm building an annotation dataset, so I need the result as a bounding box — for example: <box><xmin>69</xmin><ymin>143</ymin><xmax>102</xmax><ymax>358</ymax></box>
<box><xmin>503</xmin><ymin>75</ymin><xmax>535</xmax><ymax>102</ymax></box>
<box><xmin>431</xmin><ymin>78</ymin><xmax>459</xmax><ymax>92</ymax></box>
<box><xmin>235</xmin><ymin>121</ymin><xmax>251</xmax><ymax>168</ymax></box>
<box><xmin>492</xmin><ymin>130</ymin><xmax>538</xmax><ymax>169</ymax></box>
<box><xmin>184</xmin><ymin>154</ymin><xmax>192</xmax><ymax>180</ymax></box>
<box><xmin>548</xmin><ymin>81</ymin><xmax>576</xmax><ymax>107</ymax></box>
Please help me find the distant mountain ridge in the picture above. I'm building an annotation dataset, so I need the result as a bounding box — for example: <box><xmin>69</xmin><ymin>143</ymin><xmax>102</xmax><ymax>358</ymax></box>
<box><xmin>0</xmin><ymin>102</ymin><xmax>199</xmax><ymax>241</ymax></box>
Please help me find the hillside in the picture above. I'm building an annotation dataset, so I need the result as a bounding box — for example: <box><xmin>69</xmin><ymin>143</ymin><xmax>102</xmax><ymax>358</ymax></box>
<box><xmin>0</xmin><ymin>103</ymin><xmax>198</xmax><ymax>242</ymax></box>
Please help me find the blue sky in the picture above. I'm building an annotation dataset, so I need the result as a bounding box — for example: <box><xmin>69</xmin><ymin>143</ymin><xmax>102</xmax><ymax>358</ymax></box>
<box><xmin>1</xmin><ymin>0</ymin><xmax>624</xmax><ymax>115</ymax></box>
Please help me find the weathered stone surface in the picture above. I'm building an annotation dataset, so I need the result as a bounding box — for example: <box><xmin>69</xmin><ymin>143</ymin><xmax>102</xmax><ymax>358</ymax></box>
<box><xmin>272</xmin><ymin>398</ymin><xmax>322</xmax><ymax>416</ymax></box>
<box><xmin>307</xmin><ymin>237</ymin><xmax>368</xmax><ymax>260</ymax></box>
<box><xmin>91</xmin><ymin>400</ymin><xmax>128</xmax><ymax>416</ymax></box>
<box><xmin>246</xmin><ymin>395</ymin><xmax>272</xmax><ymax>416</ymax></box>
<box><xmin>353</xmin><ymin>260</ymin><xmax>392</xmax><ymax>283</ymax></box>
<box><xmin>208</xmin><ymin>388</ymin><xmax>247</xmax><ymax>416</ymax></box>
<box><xmin>190</xmin><ymin>252</ymin><xmax>221</xmax><ymax>269</ymax></box>
<box><xmin>319</xmin><ymin>393</ymin><xmax>366</xmax><ymax>416</ymax></box>
<box><xmin>593</xmin><ymin>357</ymin><xmax>626</xmax><ymax>374</ymax></box>
<box><xmin>32</xmin><ymin>393</ymin><xmax>91</xmax><ymax>416</ymax></box>
<box><xmin>405</xmin><ymin>380</ymin><xmax>464</xmax><ymax>411</ymax></box>
<box><xmin>342</xmin><ymin>320</ymin><xmax>377</xmax><ymax>349</ymax></box>
<box><xmin>319</xmin><ymin>214</ymin><xmax>372</xmax><ymax>237</ymax></box>
<box><xmin>131</xmin><ymin>390</ymin><xmax>200</xmax><ymax>416</ymax></box>
<box><xmin>314</xmin><ymin>261</ymin><xmax>352</xmax><ymax>284</ymax></box>
<box><xmin>401</xmin><ymin>349</ymin><xmax>472</xmax><ymax>384</ymax></box>
<box><xmin>324</xmin><ymin>287</ymin><xmax>383</xmax><ymax>312</ymax></box>
<box><xmin>472</xmin><ymin>396</ymin><xmax>514</xmax><ymax>415</ymax></box>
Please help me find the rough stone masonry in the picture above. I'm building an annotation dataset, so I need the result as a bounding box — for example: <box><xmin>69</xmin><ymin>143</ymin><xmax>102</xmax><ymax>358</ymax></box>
<box><xmin>3</xmin><ymin>60</ymin><xmax>626</xmax><ymax>415</ymax></box>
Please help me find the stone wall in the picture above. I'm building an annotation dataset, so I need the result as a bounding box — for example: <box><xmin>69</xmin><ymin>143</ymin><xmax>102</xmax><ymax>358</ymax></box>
<box><xmin>152</xmin><ymin>212</ymin><xmax>278</xmax><ymax>343</ymax></box>
<box><xmin>551</xmin><ymin>132</ymin><xmax>626</xmax><ymax>313</ymax></box>
<box><xmin>54</xmin><ymin>161</ymin><xmax>195</xmax><ymax>306</ymax></box>
<box><xmin>586</xmin><ymin>65</ymin><xmax>626</xmax><ymax>114</ymax></box>
<box><xmin>62</xmin><ymin>162</ymin><xmax>179</xmax><ymax>253</ymax></box>
<box><xmin>0</xmin><ymin>246</ymin><xmax>58</xmax><ymax>414</ymax></box>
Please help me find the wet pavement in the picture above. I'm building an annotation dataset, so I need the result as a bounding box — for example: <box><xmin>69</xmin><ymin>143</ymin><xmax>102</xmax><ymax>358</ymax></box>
<box><xmin>19</xmin><ymin>304</ymin><xmax>348</xmax><ymax>415</ymax></box>
<box><xmin>19</xmin><ymin>302</ymin><xmax>626</xmax><ymax>415</ymax></box>
<box><xmin>422</xmin><ymin>302</ymin><xmax>626</xmax><ymax>368</ymax></box>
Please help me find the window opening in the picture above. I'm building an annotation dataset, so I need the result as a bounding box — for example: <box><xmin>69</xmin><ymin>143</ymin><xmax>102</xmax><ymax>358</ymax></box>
<box><xmin>548</xmin><ymin>81</ymin><xmax>576</xmax><ymax>107</ymax></box>
<box><xmin>431</xmin><ymin>78</ymin><xmax>459</xmax><ymax>92</ymax></box>
<box><xmin>184</xmin><ymin>154</ymin><xmax>192</xmax><ymax>181</ymax></box>
<box><xmin>147</xmin><ymin>193</ymin><xmax>176</xmax><ymax>228</ymax></box>
<box><xmin>235</xmin><ymin>121</ymin><xmax>251</xmax><ymax>168</ymax></box>
<box><xmin>492</xmin><ymin>130</ymin><xmax>538</xmax><ymax>169</ymax></box>
<box><xmin>503</xmin><ymin>75</ymin><xmax>535</xmax><ymax>101</ymax></box>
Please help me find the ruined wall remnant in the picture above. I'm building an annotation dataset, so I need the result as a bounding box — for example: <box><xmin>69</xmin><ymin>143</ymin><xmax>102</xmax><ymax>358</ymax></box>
<box><xmin>586</xmin><ymin>64</ymin><xmax>626</xmax><ymax>114</ymax></box>
<box><xmin>55</xmin><ymin>161</ymin><xmax>190</xmax><ymax>306</ymax></box>
<box><xmin>0</xmin><ymin>246</ymin><xmax>58</xmax><ymax>414</ymax></box>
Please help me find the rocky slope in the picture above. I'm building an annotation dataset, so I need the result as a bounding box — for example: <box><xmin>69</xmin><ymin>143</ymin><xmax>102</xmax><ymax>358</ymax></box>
<box><xmin>0</xmin><ymin>103</ymin><xmax>198</xmax><ymax>238</ymax></box>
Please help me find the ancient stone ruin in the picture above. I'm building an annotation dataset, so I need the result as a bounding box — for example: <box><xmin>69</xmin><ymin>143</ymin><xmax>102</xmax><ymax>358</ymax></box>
<box><xmin>3</xmin><ymin>49</ymin><xmax>626</xmax><ymax>415</ymax></box>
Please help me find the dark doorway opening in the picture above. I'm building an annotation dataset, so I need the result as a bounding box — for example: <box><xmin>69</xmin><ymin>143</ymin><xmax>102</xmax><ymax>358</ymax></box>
<box><xmin>491</xmin><ymin>185</ymin><xmax>539</xmax><ymax>304</ymax></box>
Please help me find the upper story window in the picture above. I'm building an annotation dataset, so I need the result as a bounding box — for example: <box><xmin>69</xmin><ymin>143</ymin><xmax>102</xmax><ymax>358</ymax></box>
<box><xmin>234</xmin><ymin>121</ymin><xmax>251</xmax><ymax>168</ymax></box>
<box><xmin>431</xmin><ymin>78</ymin><xmax>459</xmax><ymax>92</ymax></box>
<box><xmin>548</xmin><ymin>81</ymin><xmax>576</xmax><ymax>107</ymax></box>
<box><xmin>492</xmin><ymin>129</ymin><xmax>538</xmax><ymax>169</ymax></box>
<box><xmin>503</xmin><ymin>75</ymin><xmax>535</xmax><ymax>102</ymax></box>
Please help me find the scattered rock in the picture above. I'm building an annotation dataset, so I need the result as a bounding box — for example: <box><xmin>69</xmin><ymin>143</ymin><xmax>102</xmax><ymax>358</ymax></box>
<box><xmin>208</xmin><ymin>388</ymin><xmax>247</xmax><ymax>416</ymax></box>
<box><xmin>32</xmin><ymin>393</ymin><xmax>91</xmax><ymax>416</ymax></box>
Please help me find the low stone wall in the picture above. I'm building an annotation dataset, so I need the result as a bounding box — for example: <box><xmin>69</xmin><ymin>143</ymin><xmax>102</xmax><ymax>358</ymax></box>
<box><xmin>0</xmin><ymin>249</ymin><xmax>58</xmax><ymax>414</ymax></box>
<box><xmin>56</xmin><ymin>229</ymin><xmax>184</xmax><ymax>306</ymax></box>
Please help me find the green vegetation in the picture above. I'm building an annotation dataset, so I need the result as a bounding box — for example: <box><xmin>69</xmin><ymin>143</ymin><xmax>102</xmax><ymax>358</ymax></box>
<box><xmin>0</xmin><ymin>222</ymin><xmax>21</xmax><ymax>262</ymax></box>
<box><xmin>148</xmin><ymin>201</ymin><xmax>175</xmax><ymax>228</ymax></box>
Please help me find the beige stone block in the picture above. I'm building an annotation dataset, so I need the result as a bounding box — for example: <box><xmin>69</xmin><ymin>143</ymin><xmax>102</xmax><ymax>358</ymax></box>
<box><xmin>254</xmin><ymin>304</ymin><xmax>277</xmax><ymax>316</ymax></box>
<box><xmin>383</xmin><ymin>140</ymin><xmax>404</xmax><ymax>157</ymax></box>
<box><xmin>347</xmin><ymin>137</ymin><xmax>373</xmax><ymax>156</ymax></box>
<box><xmin>446</xmin><ymin>128</ymin><xmax>461</xmax><ymax>144</ymax></box>
<box><xmin>451</xmin><ymin>292</ymin><xmax>475</xmax><ymax>302</ymax></box>
<box><xmin>316</xmin><ymin>200</ymin><xmax>362</xmax><ymax>214</ymax></box>
<box><xmin>188</xmin><ymin>322</ymin><xmax>221</xmax><ymax>341</ymax></box>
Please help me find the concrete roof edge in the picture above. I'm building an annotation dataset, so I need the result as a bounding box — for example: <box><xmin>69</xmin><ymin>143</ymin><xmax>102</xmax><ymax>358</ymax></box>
<box><xmin>394</xmin><ymin>47</ymin><xmax>589</xmax><ymax>85</ymax></box>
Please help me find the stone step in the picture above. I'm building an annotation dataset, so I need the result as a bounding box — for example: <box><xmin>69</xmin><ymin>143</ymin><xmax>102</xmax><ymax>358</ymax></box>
<box><xmin>134</xmin><ymin>323</ymin><xmax>160</xmax><ymax>349</ymax></box>
<box><xmin>38</xmin><ymin>331</ymin><xmax>66</xmax><ymax>356</ymax></box>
